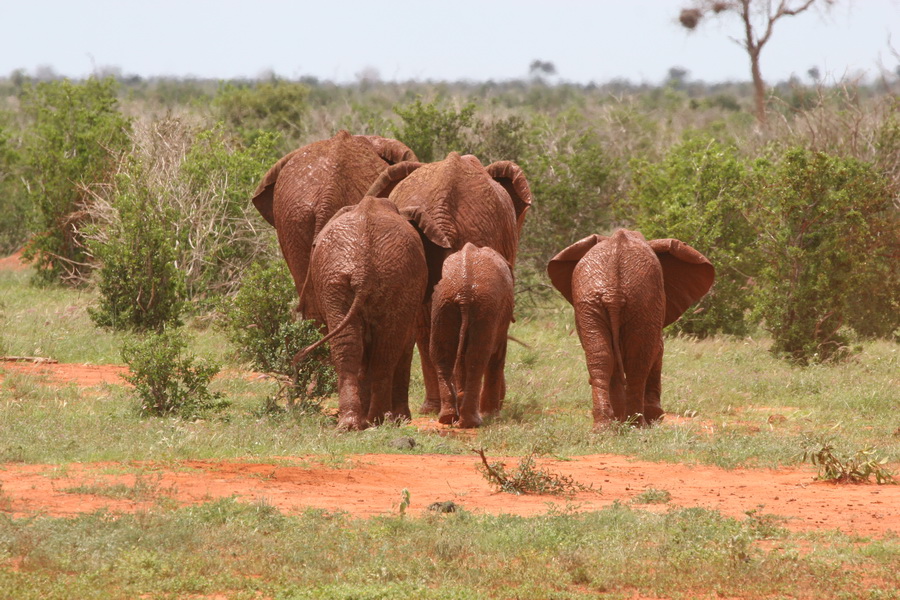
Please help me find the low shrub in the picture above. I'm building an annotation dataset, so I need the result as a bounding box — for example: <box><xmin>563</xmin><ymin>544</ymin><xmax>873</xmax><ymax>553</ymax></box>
<box><xmin>122</xmin><ymin>328</ymin><xmax>228</xmax><ymax>418</ymax></box>
<box><xmin>220</xmin><ymin>261</ymin><xmax>336</xmax><ymax>407</ymax></box>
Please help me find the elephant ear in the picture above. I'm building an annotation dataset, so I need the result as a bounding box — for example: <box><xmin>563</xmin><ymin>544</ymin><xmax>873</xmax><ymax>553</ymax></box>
<box><xmin>250</xmin><ymin>150</ymin><xmax>300</xmax><ymax>226</ymax></box>
<box><xmin>547</xmin><ymin>234</ymin><xmax>605</xmax><ymax>305</ymax></box>
<box><xmin>399</xmin><ymin>205</ymin><xmax>451</xmax><ymax>249</ymax></box>
<box><xmin>366</xmin><ymin>160</ymin><xmax>424</xmax><ymax>198</ymax></box>
<box><xmin>486</xmin><ymin>161</ymin><xmax>533</xmax><ymax>232</ymax></box>
<box><xmin>649</xmin><ymin>239</ymin><xmax>716</xmax><ymax>327</ymax></box>
<box><xmin>356</xmin><ymin>135</ymin><xmax>418</xmax><ymax>164</ymax></box>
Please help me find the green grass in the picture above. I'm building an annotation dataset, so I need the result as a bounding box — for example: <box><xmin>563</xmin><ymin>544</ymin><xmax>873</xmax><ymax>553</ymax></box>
<box><xmin>0</xmin><ymin>498</ymin><xmax>897</xmax><ymax>599</ymax></box>
<box><xmin>2</xmin><ymin>263</ymin><xmax>899</xmax><ymax>598</ymax></box>
<box><xmin>1</xmin><ymin>270</ymin><xmax>897</xmax><ymax>468</ymax></box>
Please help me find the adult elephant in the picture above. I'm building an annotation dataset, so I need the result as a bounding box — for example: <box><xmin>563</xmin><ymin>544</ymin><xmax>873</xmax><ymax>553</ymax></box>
<box><xmin>296</xmin><ymin>196</ymin><xmax>448</xmax><ymax>430</ymax></box>
<box><xmin>547</xmin><ymin>229</ymin><xmax>714</xmax><ymax>429</ymax></box>
<box><xmin>251</xmin><ymin>130</ymin><xmax>416</xmax><ymax>321</ymax></box>
<box><xmin>367</xmin><ymin>152</ymin><xmax>533</xmax><ymax>414</ymax></box>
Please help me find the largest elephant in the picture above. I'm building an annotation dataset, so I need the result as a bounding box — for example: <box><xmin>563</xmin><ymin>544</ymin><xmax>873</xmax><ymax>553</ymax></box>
<box><xmin>251</xmin><ymin>130</ymin><xmax>416</xmax><ymax>321</ymax></box>
<box><xmin>367</xmin><ymin>151</ymin><xmax>533</xmax><ymax>414</ymax></box>
<box><xmin>547</xmin><ymin>229</ymin><xmax>714</xmax><ymax>430</ymax></box>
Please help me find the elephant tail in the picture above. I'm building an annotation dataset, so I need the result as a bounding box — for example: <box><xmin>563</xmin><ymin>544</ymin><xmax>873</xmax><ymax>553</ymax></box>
<box><xmin>607</xmin><ymin>303</ymin><xmax>627</xmax><ymax>383</ymax></box>
<box><xmin>452</xmin><ymin>302</ymin><xmax>470</xmax><ymax>384</ymax></box>
<box><xmin>292</xmin><ymin>291</ymin><xmax>363</xmax><ymax>367</ymax></box>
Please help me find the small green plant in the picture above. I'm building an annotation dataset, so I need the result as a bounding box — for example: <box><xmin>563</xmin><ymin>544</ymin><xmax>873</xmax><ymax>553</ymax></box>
<box><xmin>801</xmin><ymin>439</ymin><xmax>896</xmax><ymax>484</ymax></box>
<box><xmin>631</xmin><ymin>488</ymin><xmax>672</xmax><ymax>504</ymax></box>
<box><xmin>398</xmin><ymin>488</ymin><xmax>411</xmax><ymax>516</ymax></box>
<box><xmin>474</xmin><ymin>448</ymin><xmax>596</xmax><ymax>496</ymax></box>
<box><xmin>62</xmin><ymin>472</ymin><xmax>174</xmax><ymax>502</ymax></box>
<box><xmin>122</xmin><ymin>328</ymin><xmax>229</xmax><ymax>418</ymax></box>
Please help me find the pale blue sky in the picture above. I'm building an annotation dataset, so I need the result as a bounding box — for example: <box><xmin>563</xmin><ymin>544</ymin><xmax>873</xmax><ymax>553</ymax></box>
<box><xmin>2</xmin><ymin>0</ymin><xmax>898</xmax><ymax>84</ymax></box>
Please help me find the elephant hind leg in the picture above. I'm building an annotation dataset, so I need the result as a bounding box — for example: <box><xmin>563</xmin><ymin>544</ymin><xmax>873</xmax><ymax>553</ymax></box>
<box><xmin>478</xmin><ymin>337</ymin><xmax>507</xmax><ymax>417</ymax></box>
<box><xmin>642</xmin><ymin>342</ymin><xmax>664</xmax><ymax>424</ymax></box>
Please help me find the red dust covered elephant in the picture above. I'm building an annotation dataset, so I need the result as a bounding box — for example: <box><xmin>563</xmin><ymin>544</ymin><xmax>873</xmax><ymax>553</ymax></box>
<box><xmin>547</xmin><ymin>229</ymin><xmax>715</xmax><ymax>430</ymax></box>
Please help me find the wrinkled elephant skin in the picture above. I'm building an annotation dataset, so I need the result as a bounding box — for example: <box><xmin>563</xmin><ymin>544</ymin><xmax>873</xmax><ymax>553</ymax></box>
<box><xmin>367</xmin><ymin>152</ymin><xmax>533</xmax><ymax>415</ymax></box>
<box><xmin>251</xmin><ymin>130</ymin><xmax>416</xmax><ymax>322</ymax></box>
<box><xmin>548</xmin><ymin>229</ymin><xmax>715</xmax><ymax>429</ymax></box>
<box><xmin>298</xmin><ymin>197</ymin><xmax>432</xmax><ymax>430</ymax></box>
<box><xmin>430</xmin><ymin>243</ymin><xmax>515</xmax><ymax>428</ymax></box>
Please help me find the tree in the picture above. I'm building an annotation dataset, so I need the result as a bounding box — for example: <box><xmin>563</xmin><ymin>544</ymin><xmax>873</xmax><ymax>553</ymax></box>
<box><xmin>678</xmin><ymin>0</ymin><xmax>835</xmax><ymax>125</ymax></box>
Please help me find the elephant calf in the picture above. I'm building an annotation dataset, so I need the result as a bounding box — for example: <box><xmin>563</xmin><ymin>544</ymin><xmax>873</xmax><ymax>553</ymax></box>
<box><xmin>547</xmin><ymin>229</ymin><xmax>714</xmax><ymax>430</ymax></box>
<box><xmin>296</xmin><ymin>196</ymin><xmax>446</xmax><ymax>430</ymax></box>
<box><xmin>430</xmin><ymin>243</ymin><xmax>514</xmax><ymax>428</ymax></box>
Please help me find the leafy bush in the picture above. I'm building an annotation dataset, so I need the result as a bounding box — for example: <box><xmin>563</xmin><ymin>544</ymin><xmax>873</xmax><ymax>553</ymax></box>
<box><xmin>213</xmin><ymin>80</ymin><xmax>309</xmax><ymax>152</ymax></box>
<box><xmin>391</xmin><ymin>97</ymin><xmax>476</xmax><ymax>162</ymax></box>
<box><xmin>745</xmin><ymin>148</ymin><xmax>896</xmax><ymax>364</ymax></box>
<box><xmin>474</xmin><ymin>448</ymin><xmax>595</xmax><ymax>496</ymax></box>
<box><xmin>122</xmin><ymin>328</ymin><xmax>228</xmax><ymax>418</ymax></box>
<box><xmin>88</xmin><ymin>163</ymin><xmax>185</xmax><ymax>332</ymax></box>
<box><xmin>221</xmin><ymin>261</ymin><xmax>336</xmax><ymax>406</ymax></box>
<box><xmin>19</xmin><ymin>77</ymin><xmax>131</xmax><ymax>284</ymax></box>
<box><xmin>0</xmin><ymin>123</ymin><xmax>29</xmax><ymax>254</ymax></box>
<box><xmin>85</xmin><ymin>118</ymin><xmax>282</xmax><ymax>303</ymax></box>
<box><xmin>801</xmin><ymin>439</ymin><xmax>895</xmax><ymax>485</ymax></box>
<box><xmin>625</xmin><ymin>137</ymin><xmax>755</xmax><ymax>337</ymax></box>
<box><xmin>518</xmin><ymin>111</ymin><xmax>616</xmax><ymax>272</ymax></box>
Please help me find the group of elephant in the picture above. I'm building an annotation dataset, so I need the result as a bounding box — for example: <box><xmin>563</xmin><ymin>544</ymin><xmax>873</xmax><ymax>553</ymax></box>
<box><xmin>250</xmin><ymin>131</ymin><xmax>715</xmax><ymax>432</ymax></box>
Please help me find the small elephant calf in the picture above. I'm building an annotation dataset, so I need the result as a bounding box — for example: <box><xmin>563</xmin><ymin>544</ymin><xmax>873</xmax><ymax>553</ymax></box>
<box><xmin>430</xmin><ymin>243</ymin><xmax>514</xmax><ymax>428</ymax></box>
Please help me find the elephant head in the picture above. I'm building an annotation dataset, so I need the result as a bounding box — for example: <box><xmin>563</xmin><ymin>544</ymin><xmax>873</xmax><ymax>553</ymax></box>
<box><xmin>249</xmin><ymin>130</ymin><xmax>417</xmax><ymax>321</ymax></box>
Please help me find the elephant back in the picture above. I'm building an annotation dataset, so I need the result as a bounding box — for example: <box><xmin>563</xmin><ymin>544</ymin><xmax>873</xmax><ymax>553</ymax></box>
<box><xmin>389</xmin><ymin>152</ymin><xmax>519</xmax><ymax>265</ymax></box>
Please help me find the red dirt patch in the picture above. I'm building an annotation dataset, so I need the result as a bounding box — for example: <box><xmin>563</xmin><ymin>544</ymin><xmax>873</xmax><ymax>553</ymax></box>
<box><xmin>0</xmin><ymin>250</ymin><xmax>28</xmax><ymax>272</ymax></box>
<box><xmin>1</xmin><ymin>455</ymin><xmax>897</xmax><ymax>537</ymax></box>
<box><xmin>1</xmin><ymin>361</ymin><xmax>129</xmax><ymax>386</ymax></box>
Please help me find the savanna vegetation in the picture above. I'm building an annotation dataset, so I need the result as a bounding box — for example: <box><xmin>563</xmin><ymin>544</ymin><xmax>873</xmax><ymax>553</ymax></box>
<box><xmin>0</xmin><ymin>65</ymin><xmax>898</xmax><ymax>598</ymax></box>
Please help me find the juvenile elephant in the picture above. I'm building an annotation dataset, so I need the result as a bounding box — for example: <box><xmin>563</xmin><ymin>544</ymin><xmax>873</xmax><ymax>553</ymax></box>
<box><xmin>547</xmin><ymin>229</ymin><xmax>715</xmax><ymax>429</ymax></box>
<box><xmin>251</xmin><ymin>130</ymin><xmax>416</xmax><ymax>321</ymax></box>
<box><xmin>296</xmin><ymin>196</ymin><xmax>447</xmax><ymax>430</ymax></box>
<box><xmin>367</xmin><ymin>152</ymin><xmax>532</xmax><ymax>414</ymax></box>
<box><xmin>430</xmin><ymin>243</ymin><xmax>514</xmax><ymax>428</ymax></box>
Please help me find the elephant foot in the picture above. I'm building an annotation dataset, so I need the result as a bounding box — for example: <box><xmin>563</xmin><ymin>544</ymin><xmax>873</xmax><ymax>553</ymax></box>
<box><xmin>643</xmin><ymin>406</ymin><xmax>664</xmax><ymax>424</ymax></box>
<box><xmin>418</xmin><ymin>397</ymin><xmax>441</xmax><ymax>415</ymax></box>
<box><xmin>438</xmin><ymin>409</ymin><xmax>458</xmax><ymax>425</ymax></box>
<box><xmin>455</xmin><ymin>413</ymin><xmax>483</xmax><ymax>429</ymax></box>
<box><xmin>337</xmin><ymin>413</ymin><xmax>368</xmax><ymax>431</ymax></box>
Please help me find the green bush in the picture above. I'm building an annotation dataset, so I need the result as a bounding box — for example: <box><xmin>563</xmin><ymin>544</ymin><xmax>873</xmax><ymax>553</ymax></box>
<box><xmin>0</xmin><ymin>123</ymin><xmax>29</xmax><ymax>255</ymax></box>
<box><xmin>19</xmin><ymin>77</ymin><xmax>131</xmax><ymax>284</ymax></box>
<box><xmin>391</xmin><ymin>97</ymin><xmax>476</xmax><ymax>162</ymax></box>
<box><xmin>122</xmin><ymin>328</ymin><xmax>228</xmax><ymax>418</ymax></box>
<box><xmin>518</xmin><ymin>111</ymin><xmax>616</xmax><ymax>272</ymax></box>
<box><xmin>175</xmin><ymin>125</ymin><xmax>282</xmax><ymax>298</ymax></box>
<box><xmin>221</xmin><ymin>261</ymin><xmax>336</xmax><ymax>405</ymax></box>
<box><xmin>88</xmin><ymin>163</ymin><xmax>186</xmax><ymax>332</ymax></box>
<box><xmin>746</xmin><ymin>148</ymin><xmax>896</xmax><ymax>364</ymax></box>
<box><xmin>625</xmin><ymin>137</ymin><xmax>755</xmax><ymax>337</ymax></box>
<box><xmin>213</xmin><ymin>80</ymin><xmax>309</xmax><ymax>152</ymax></box>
